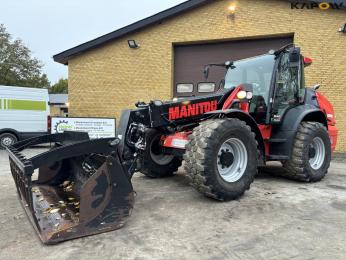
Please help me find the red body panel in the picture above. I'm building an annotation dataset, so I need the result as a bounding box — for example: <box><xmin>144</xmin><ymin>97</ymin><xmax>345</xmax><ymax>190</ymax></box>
<box><xmin>162</xmin><ymin>132</ymin><xmax>190</xmax><ymax>149</ymax></box>
<box><xmin>258</xmin><ymin>125</ymin><xmax>272</xmax><ymax>156</ymax></box>
<box><xmin>316</xmin><ymin>92</ymin><xmax>338</xmax><ymax>151</ymax></box>
<box><xmin>316</xmin><ymin>92</ymin><xmax>336</xmax><ymax>126</ymax></box>
<box><xmin>328</xmin><ymin>126</ymin><xmax>338</xmax><ymax>152</ymax></box>
<box><xmin>240</xmin><ymin>102</ymin><xmax>250</xmax><ymax>112</ymax></box>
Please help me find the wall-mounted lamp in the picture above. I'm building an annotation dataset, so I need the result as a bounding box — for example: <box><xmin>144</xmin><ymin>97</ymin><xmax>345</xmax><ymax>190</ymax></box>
<box><xmin>338</xmin><ymin>23</ymin><xmax>346</xmax><ymax>33</ymax></box>
<box><xmin>227</xmin><ymin>4</ymin><xmax>237</xmax><ymax>19</ymax></box>
<box><xmin>128</xmin><ymin>40</ymin><xmax>140</xmax><ymax>49</ymax></box>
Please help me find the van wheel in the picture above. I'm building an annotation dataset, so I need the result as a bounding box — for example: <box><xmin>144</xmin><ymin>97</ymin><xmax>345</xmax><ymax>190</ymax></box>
<box><xmin>0</xmin><ymin>133</ymin><xmax>18</xmax><ymax>149</ymax></box>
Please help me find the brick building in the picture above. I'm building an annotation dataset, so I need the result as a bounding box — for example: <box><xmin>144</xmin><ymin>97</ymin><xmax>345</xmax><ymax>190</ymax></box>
<box><xmin>49</xmin><ymin>94</ymin><xmax>68</xmax><ymax>117</ymax></box>
<box><xmin>54</xmin><ymin>0</ymin><xmax>346</xmax><ymax>151</ymax></box>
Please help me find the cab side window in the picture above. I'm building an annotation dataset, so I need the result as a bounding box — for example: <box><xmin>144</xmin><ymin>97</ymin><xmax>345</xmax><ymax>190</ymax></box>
<box><xmin>272</xmin><ymin>52</ymin><xmax>300</xmax><ymax>122</ymax></box>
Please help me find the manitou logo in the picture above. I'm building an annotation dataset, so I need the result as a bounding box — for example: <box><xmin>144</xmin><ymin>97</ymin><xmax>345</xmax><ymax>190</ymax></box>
<box><xmin>291</xmin><ymin>1</ymin><xmax>343</xmax><ymax>10</ymax></box>
<box><xmin>169</xmin><ymin>100</ymin><xmax>218</xmax><ymax>120</ymax></box>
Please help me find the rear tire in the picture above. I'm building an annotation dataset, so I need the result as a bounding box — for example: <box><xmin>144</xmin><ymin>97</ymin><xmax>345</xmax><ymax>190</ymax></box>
<box><xmin>0</xmin><ymin>133</ymin><xmax>18</xmax><ymax>149</ymax></box>
<box><xmin>140</xmin><ymin>129</ymin><xmax>182</xmax><ymax>178</ymax></box>
<box><xmin>283</xmin><ymin>122</ymin><xmax>331</xmax><ymax>182</ymax></box>
<box><xmin>184</xmin><ymin>119</ymin><xmax>258</xmax><ymax>201</ymax></box>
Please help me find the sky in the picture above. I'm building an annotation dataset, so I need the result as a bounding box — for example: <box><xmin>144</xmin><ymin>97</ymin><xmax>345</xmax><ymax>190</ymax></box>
<box><xmin>0</xmin><ymin>0</ymin><xmax>186</xmax><ymax>84</ymax></box>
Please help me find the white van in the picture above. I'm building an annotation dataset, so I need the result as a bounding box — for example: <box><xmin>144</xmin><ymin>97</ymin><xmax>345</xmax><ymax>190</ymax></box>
<box><xmin>0</xmin><ymin>85</ymin><xmax>50</xmax><ymax>149</ymax></box>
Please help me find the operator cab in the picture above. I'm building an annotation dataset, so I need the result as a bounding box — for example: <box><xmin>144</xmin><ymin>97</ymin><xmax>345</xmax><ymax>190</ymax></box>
<box><xmin>174</xmin><ymin>45</ymin><xmax>309</xmax><ymax>125</ymax></box>
<box><xmin>223</xmin><ymin>46</ymin><xmax>306</xmax><ymax>125</ymax></box>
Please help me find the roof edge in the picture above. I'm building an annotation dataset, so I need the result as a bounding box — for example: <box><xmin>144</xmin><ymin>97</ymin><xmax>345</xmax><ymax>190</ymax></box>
<box><xmin>53</xmin><ymin>0</ymin><xmax>346</xmax><ymax>65</ymax></box>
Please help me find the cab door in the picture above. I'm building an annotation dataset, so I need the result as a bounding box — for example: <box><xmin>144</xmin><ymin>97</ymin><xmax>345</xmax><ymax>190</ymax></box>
<box><xmin>270</xmin><ymin>48</ymin><xmax>305</xmax><ymax>124</ymax></box>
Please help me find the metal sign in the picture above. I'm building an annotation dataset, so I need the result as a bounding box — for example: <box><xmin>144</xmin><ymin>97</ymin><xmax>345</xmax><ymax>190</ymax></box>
<box><xmin>51</xmin><ymin>117</ymin><xmax>116</xmax><ymax>139</ymax></box>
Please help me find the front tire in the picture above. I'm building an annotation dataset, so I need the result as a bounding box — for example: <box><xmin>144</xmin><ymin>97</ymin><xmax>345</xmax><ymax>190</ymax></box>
<box><xmin>0</xmin><ymin>133</ymin><xmax>18</xmax><ymax>149</ymax></box>
<box><xmin>283</xmin><ymin>122</ymin><xmax>331</xmax><ymax>182</ymax></box>
<box><xmin>140</xmin><ymin>129</ymin><xmax>182</xmax><ymax>178</ymax></box>
<box><xmin>184</xmin><ymin>119</ymin><xmax>258</xmax><ymax>201</ymax></box>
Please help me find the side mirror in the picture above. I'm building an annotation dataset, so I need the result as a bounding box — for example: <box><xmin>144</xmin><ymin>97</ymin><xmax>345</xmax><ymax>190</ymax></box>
<box><xmin>219</xmin><ymin>79</ymin><xmax>225</xmax><ymax>90</ymax></box>
<box><xmin>313</xmin><ymin>84</ymin><xmax>321</xmax><ymax>91</ymax></box>
<box><xmin>289</xmin><ymin>47</ymin><xmax>301</xmax><ymax>68</ymax></box>
<box><xmin>203</xmin><ymin>66</ymin><xmax>210</xmax><ymax>79</ymax></box>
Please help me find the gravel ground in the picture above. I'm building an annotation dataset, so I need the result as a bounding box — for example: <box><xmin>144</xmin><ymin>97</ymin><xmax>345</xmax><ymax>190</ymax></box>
<box><xmin>0</xmin><ymin>149</ymin><xmax>346</xmax><ymax>260</ymax></box>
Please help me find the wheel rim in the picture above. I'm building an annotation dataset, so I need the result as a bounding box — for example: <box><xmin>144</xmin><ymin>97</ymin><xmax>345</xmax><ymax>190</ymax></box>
<box><xmin>309</xmin><ymin>137</ymin><xmax>325</xmax><ymax>170</ymax></box>
<box><xmin>1</xmin><ymin>136</ymin><xmax>14</xmax><ymax>147</ymax></box>
<box><xmin>217</xmin><ymin>138</ymin><xmax>248</xmax><ymax>183</ymax></box>
<box><xmin>150</xmin><ymin>136</ymin><xmax>174</xmax><ymax>166</ymax></box>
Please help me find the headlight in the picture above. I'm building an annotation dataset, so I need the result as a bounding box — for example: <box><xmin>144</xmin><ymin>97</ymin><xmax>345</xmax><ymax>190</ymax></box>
<box><xmin>246</xmin><ymin>92</ymin><xmax>253</xmax><ymax>99</ymax></box>
<box><xmin>237</xmin><ymin>91</ymin><xmax>247</xmax><ymax>99</ymax></box>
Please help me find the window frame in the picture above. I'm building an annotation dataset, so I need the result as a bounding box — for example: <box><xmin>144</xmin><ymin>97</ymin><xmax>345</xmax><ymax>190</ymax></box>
<box><xmin>270</xmin><ymin>51</ymin><xmax>302</xmax><ymax>124</ymax></box>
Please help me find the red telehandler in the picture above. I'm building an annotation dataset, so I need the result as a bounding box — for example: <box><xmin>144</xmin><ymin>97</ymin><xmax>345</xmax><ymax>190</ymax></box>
<box><xmin>7</xmin><ymin>45</ymin><xmax>338</xmax><ymax>244</ymax></box>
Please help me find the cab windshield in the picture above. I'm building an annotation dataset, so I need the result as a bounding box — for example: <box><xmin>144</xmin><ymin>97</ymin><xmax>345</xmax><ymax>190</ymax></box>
<box><xmin>224</xmin><ymin>54</ymin><xmax>276</xmax><ymax>123</ymax></box>
<box><xmin>224</xmin><ymin>54</ymin><xmax>276</xmax><ymax>103</ymax></box>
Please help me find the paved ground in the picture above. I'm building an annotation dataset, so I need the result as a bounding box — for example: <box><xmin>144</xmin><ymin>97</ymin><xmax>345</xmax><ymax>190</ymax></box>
<box><xmin>0</xmin><ymin>149</ymin><xmax>346</xmax><ymax>260</ymax></box>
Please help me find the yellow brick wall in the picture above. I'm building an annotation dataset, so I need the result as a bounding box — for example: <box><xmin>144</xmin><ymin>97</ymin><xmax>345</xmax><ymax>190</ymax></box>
<box><xmin>68</xmin><ymin>0</ymin><xmax>346</xmax><ymax>152</ymax></box>
<box><xmin>50</xmin><ymin>106</ymin><xmax>65</xmax><ymax>117</ymax></box>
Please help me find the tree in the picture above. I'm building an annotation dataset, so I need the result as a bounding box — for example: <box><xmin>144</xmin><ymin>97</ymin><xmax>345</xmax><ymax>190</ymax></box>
<box><xmin>50</xmin><ymin>78</ymin><xmax>68</xmax><ymax>94</ymax></box>
<box><xmin>0</xmin><ymin>24</ymin><xmax>50</xmax><ymax>88</ymax></box>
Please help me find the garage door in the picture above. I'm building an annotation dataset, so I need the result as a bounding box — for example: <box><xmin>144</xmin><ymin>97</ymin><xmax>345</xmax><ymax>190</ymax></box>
<box><xmin>173</xmin><ymin>36</ymin><xmax>293</xmax><ymax>97</ymax></box>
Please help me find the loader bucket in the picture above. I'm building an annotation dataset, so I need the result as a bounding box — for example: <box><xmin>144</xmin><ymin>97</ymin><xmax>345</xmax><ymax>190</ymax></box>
<box><xmin>7</xmin><ymin>132</ymin><xmax>135</xmax><ymax>244</ymax></box>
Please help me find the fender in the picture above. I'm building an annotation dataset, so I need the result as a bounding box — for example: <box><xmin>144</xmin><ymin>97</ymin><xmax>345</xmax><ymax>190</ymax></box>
<box><xmin>0</xmin><ymin>128</ymin><xmax>20</xmax><ymax>139</ymax></box>
<box><xmin>0</xmin><ymin>128</ymin><xmax>50</xmax><ymax>142</ymax></box>
<box><xmin>207</xmin><ymin>109</ymin><xmax>266</xmax><ymax>165</ymax></box>
<box><xmin>270</xmin><ymin>105</ymin><xmax>327</xmax><ymax>159</ymax></box>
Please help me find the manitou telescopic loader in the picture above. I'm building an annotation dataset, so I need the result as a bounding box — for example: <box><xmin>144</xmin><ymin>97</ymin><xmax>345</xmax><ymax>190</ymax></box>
<box><xmin>7</xmin><ymin>45</ymin><xmax>338</xmax><ymax>244</ymax></box>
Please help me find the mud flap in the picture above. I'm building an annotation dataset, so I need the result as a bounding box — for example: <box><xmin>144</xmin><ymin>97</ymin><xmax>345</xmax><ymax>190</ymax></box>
<box><xmin>7</xmin><ymin>132</ymin><xmax>135</xmax><ymax>244</ymax></box>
